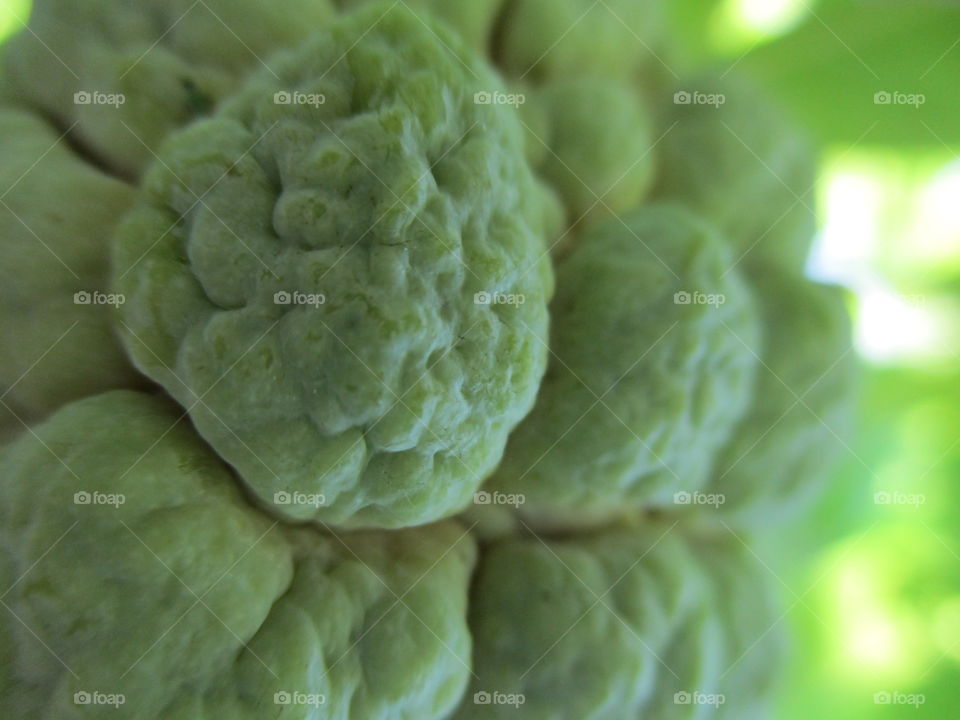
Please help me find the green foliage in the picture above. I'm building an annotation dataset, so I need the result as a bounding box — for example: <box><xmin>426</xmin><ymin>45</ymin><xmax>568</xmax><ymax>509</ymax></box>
<box><xmin>742</xmin><ymin>0</ymin><xmax>960</xmax><ymax>147</ymax></box>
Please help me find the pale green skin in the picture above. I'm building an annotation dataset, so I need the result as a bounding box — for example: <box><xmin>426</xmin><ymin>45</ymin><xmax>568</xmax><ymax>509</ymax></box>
<box><xmin>0</xmin><ymin>5</ymin><xmax>859</xmax><ymax>719</ymax></box>
<box><xmin>496</xmin><ymin>0</ymin><xmax>665</xmax><ymax>83</ymax></box>
<box><xmin>655</xmin><ymin>75</ymin><xmax>817</xmax><ymax>274</ymax></box>
<box><xmin>652</xmin><ymin>77</ymin><xmax>857</xmax><ymax>524</ymax></box>
<box><xmin>0</xmin><ymin>108</ymin><xmax>142</xmax><ymax>425</ymax></box>
<box><xmin>113</xmin><ymin>4</ymin><xmax>554</xmax><ymax>529</ymax></box>
<box><xmin>453</xmin><ymin>523</ymin><xmax>784</xmax><ymax>719</ymax></box>
<box><xmin>340</xmin><ymin>2</ymin><xmax>657</xmax><ymax>242</ymax></box>
<box><xmin>489</xmin><ymin>204</ymin><xmax>760</xmax><ymax>525</ymax></box>
<box><xmin>1</xmin><ymin>0</ymin><xmax>337</xmax><ymax>177</ymax></box>
<box><xmin>528</xmin><ymin>76</ymin><xmax>655</xmax><ymax>233</ymax></box>
<box><xmin>0</xmin><ymin>390</ymin><xmax>476</xmax><ymax>720</ymax></box>
<box><xmin>707</xmin><ymin>271</ymin><xmax>857</xmax><ymax>525</ymax></box>
<box><xmin>336</xmin><ymin>0</ymin><xmax>504</xmax><ymax>52</ymax></box>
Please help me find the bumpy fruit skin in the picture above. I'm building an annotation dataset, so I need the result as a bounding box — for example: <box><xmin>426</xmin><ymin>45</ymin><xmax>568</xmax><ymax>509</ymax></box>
<box><xmin>0</xmin><ymin>108</ymin><xmax>141</xmax><ymax>424</ymax></box>
<box><xmin>0</xmin><ymin>4</ymin><xmax>860</xmax><ymax>719</ymax></box>
<box><xmin>0</xmin><ymin>391</ymin><xmax>476</xmax><ymax>720</ymax></box>
<box><xmin>453</xmin><ymin>524</ymin><xmax>784</xmax><ymax>719</ymax></box>
<box><xmin>337</xmin><ymin>0</ymin><xmax>503</xmax><ymax>52</ymax></box>
<box><xmin>343</xmin><ymin>2</ymin><xmax>657</xmax><ymax>242</ymax></box>
<box><xmin>528</xmin><ymin>76</ymin><xmax>655</xmax><ymax>232</ymax></box>
<box><xmin>488</xmin><ymin>204</ymin><xmax>759</xmax><ymax>526</ymax></box>
<box><xmin>708</xmin><ymin>271</ymin><xmax>857</xmax><ymax>525</ymax></box>
<box><xmin>496</xmin><ymin>0</ymin><xmax>665</xmax><ymax>83</ymax></box>
<box><xmin>655</xmin><ymin>76</ymin><xmax>817</xmax><ymax>274</ymax></box>
<box><xmin>1</xmin><ymin>0</ymin><xmax>336</xmax><ymax>177</ymax></box>
<box><xmin>113</xmin><ymin>4</ymin><xmax>554</xmax><ymax>529</ymax></box>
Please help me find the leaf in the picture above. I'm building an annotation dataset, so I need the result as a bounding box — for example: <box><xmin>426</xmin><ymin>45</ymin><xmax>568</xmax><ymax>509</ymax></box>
<box><xmin>741</xmin><ymin>0</ymin><xmax>960</xmax><ymax>147</ymax></box>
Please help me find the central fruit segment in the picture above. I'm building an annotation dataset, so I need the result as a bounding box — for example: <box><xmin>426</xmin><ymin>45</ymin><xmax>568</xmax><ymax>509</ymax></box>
<box><xmin>113</xmin><ymin>4</ymin><xmax>554</xmax><ymax>528</ymax></box>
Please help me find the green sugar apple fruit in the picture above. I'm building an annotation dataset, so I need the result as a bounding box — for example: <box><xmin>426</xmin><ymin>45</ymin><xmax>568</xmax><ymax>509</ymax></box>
<box><xmin>112</xmin><ymin>3</ymin><xmax>555</xmax><ymax>529</ymax></box>
<box><xmin>0</xmin><ymin>107</ymin><xmax>141</xmax><ymax>425</ymax></box>
<box><xmin>336</xmin><ymin>0</ymin><xmax>504</xmax><ymax>53</ymax></box>
<box><xmin>340</xmin><ymin>1</ymin><xmax>658</xmax><ymax>242</ymax></box>
<box><xmin>0</xmin><ymin>390</ymin><xmax>785</xmax><ymax>720</ymax></box>
<box><xmin>527</xmin><ymin>76</ymin><xmax>656</xmax><ymax>234</ymax></box>
<box><xmin>654</xmin><ymin>75</ymin><xmax>817</xmax><ymax>274</ymax></box>
<box><xmin>454</xmin><ymin>523</ymin><xmax>784</xmax><ymax>719</ymax></box>
<box><xmin>0</xmin><ymin>390</ymin><xmax>476</xmax><ymax>720</ymax></box>
<box><xmin>1</xmin><ymin>0</ymin><xmax>337</xmax><ymax>177</ymax></box>
<box><xmin>339</xmin><ymin>0</ymin><xmax>666</xmax><ymax>84</ymax></box>
<box><xmin>706</xmin><ymin>270</ymin><xmax>857</xmax><ymax>525</ymax></box>
<box><xmin>0</xmin><ymin>2</ymin><xmax>860</xmax><ymax>719</ymax></box>
<box><xmin>496</xmin><ymin>0</ymin><xmax>666</xmax><ymax>83</ymax></box>
<box><xmin>487</xmin><ymin>204</ymin><xmax>760</xmax><ymax>527</ymax></box>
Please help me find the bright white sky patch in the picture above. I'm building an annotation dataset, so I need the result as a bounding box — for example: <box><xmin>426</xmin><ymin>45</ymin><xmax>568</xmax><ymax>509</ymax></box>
<box><xmin>732</xmin><ymin>0</ymin><xmax>807</xmax><ymax>36</ymax></box>
<box><xmin>855</xmin><ymin>284</ymin><xmax>941</xmax><ymax>363</ymax></box>
<box><xmin>913</xmin><ymin>160</ymin><xmax>960</xmax><ymax>265</ymax></box>
<box><xmin>811</xmin><ymin>162</ymin><xmax>958</xmax><ymax>364</ymax></box>
<box><xmin>808</xmin><ymin>171</ymin><xmax>879</xmax><ymax>287</ymax></box>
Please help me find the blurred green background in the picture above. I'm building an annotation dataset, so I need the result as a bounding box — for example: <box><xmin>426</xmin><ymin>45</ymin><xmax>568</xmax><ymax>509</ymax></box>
<box><xmin>1</xmin><ymin>0</ymin><xmax>957</xmax><ymax>717</ymax></box>
<box><xmin>671</xmin><ymin>1</ymin><xmax>960</xmax><ymax>718</ymax></box>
